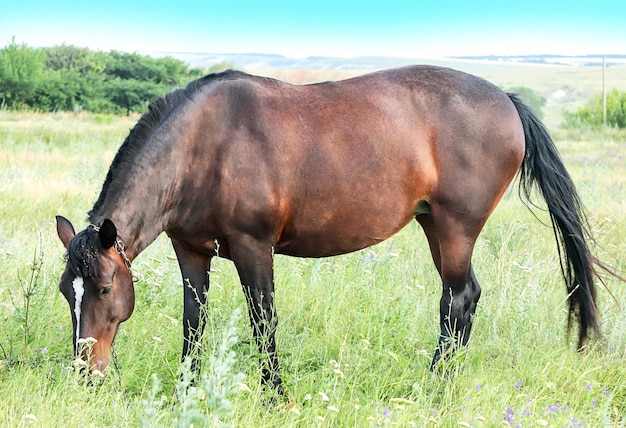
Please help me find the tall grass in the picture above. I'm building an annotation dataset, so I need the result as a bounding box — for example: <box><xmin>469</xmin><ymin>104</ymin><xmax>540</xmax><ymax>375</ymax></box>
<box><xmin>0</xmin><ymin>106</ymin><xmax>624</xmax><ymax>427</ymax></box>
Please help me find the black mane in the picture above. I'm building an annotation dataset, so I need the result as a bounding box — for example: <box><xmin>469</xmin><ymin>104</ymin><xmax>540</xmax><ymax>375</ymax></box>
<box><xmin>88</xmin><ymin>69</ymin><xmax>247</xmax><ymax>223</ymax></box>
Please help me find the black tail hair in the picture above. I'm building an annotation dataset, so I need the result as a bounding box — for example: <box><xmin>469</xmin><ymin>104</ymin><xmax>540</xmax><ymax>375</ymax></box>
<box><xmin>508</xmin><ymin>93</ymin><xmax>600</xmax><ymax>349</ymax></box>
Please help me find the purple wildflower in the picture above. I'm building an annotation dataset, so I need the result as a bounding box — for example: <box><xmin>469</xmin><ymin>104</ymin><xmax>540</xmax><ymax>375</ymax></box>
<box><xmin>475</xmin><ymin>384</ymin><xmax>481</xmax><ymax>391</ymax></box>
<box><xmin>547</xmin><ymin>403</ymin><xmax>560</xmax><ymax>417</ymax></box>
<box><xmin>39</xmin><ymin>347</ymin><xmax>48</xmax><ymax>354</ymax></box>
<box><xmin>602</xmin><ymin>387</ymin><xmax>609</xmax><ymax>397</ymax></box>
<box><xmin>505</xmin><ymin>407</ymin><xmax>515</xmax><ymax>425</ymax></box>
<box><xmin>383</xmin><ymin>408</ymin><xmax>391</xmax><ymax>419</ymax></box>
<box><xmin>585</xmin><ymin>383</ymin><xmax>592</xmax><ymax>391</ymax></box>
<box><xmin>569</xmin><ymin>418</ymin><xmax>584</xmax><ymax>427</ymax></box>
<box><xmin>514</xmin><ymin>380</ymin><xmax>523</xmax><ymax>389</ymax></box>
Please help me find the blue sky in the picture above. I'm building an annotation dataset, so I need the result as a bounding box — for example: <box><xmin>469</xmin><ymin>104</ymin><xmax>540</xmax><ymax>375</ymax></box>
<box><xmin>2</xmin><ymin>1</ymin><xmax>625</xmax><ymax>58</ymax></box>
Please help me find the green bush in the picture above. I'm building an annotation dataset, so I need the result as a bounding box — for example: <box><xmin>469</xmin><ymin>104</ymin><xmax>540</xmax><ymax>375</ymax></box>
<box><xmin>565</xmin><ymin>89</ymin><xmax>626</xmax><ymax>129</ymax></box>
<box><xmin>0</xmin><ymin>38</ymin><xmax>45</xmax><ymax>109</ymax></box>
<box><xmin>0</xmin><ymin>40</ymin><xmax>222</xmax><ymax>114</ymax></box>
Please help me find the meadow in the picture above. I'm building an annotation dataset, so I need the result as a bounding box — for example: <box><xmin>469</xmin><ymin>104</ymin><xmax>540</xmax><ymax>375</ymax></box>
<box><xmin>0</xmin><ymin>64</ymin><xmax>625</xmax><ymax>427</ymax></box>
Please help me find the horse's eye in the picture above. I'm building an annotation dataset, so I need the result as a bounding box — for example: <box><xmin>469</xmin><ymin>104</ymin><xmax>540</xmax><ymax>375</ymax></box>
<box><xmin>101</xmin><ymin>287</ymin><xmax>112</xmax><ymax>297</ymax></box>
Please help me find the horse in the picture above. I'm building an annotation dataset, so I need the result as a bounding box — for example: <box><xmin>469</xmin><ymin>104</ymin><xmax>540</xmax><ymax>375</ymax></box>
<box><xmin>55</xmin><ymin>65</ymin><xmax>610</xmax><ymax>394</ymax></box>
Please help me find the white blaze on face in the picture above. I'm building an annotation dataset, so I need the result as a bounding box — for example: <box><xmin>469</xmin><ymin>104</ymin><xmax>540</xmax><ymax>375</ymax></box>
<box><xmin>72</xmin><ymin>276</ymin><xmax>85</xmax><ymax>349</ymax></box>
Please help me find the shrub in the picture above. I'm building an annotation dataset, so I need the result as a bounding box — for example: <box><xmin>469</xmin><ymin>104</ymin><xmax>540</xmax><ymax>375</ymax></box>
<box><xmin>565</xmin><ymin>89</ymin><xmax>626</xmax><ymax>129</ymax></box>
<box><xmin>0</xmin><ymin>40</ymin><xmax>212</xmax><ymax>114</ymax></box>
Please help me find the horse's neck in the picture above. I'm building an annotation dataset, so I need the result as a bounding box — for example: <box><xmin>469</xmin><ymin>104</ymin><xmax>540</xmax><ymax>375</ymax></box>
<box><xmin>92</xmin><ymin>170</ymin><xmax>174</xmax><ymax>261</ymax></box>
<box><xmin>108</xmin><ymin>204</ymin><xmax>164</xmax><ymax>261</ymax></box>
<box><xmin>91</xmin><ymin>100</ymin><xmax>191</xmax><ymax>260</ymax></box>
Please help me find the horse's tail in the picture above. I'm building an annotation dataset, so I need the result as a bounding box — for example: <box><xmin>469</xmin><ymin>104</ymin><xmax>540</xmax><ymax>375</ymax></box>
<box><xmin>508</xmin><ymin>93</ymin><xmax>600</xmax><ymax>349</ymax></box>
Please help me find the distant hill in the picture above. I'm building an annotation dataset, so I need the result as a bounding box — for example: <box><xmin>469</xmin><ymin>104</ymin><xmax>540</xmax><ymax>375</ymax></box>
<box><xmin>143</xmin><ymin>52</ymin><xmax>626</xmax><ymax>70</ymax></box>
<box><xmin>142</xmin><ymin>52</ymin><xmax>437</xmax><ymax>70</ymax></box>
<box><xmin>452</xmin><ymin>54</ymin><xmax>626</xmax><ymax>67</ymax></box>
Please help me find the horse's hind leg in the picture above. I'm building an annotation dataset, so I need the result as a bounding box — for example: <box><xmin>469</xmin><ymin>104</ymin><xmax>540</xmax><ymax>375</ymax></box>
<box><xmin>416</xmin><ymin>208</ymin><xmax>483</xmax><ymax>370</ymax></box>
<box><xmin>431</xmin><ymin>264</ymin><xmax>482</xmax><ymax>370</ymax></box>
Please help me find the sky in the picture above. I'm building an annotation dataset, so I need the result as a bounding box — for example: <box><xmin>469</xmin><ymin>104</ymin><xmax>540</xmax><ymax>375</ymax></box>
<box><xmin>2</xmin><ymin>1</ymin><xmax>625</xmax><ymax>59</ymax></box>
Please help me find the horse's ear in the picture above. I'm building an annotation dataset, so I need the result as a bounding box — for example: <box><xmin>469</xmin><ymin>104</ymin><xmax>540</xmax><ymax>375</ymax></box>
<box><xmin>56</xmin><ymin>216</ymin><xmax>76</xmax><ymax>249</ymax></box>
<box><xmin>99</xmin><ymin>219</ymin><xmax>117</xmax><ymax>249</ymax></box>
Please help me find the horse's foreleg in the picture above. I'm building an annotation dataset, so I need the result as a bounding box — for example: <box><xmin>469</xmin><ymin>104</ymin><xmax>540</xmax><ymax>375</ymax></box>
<box><xmin>229</xmin><ymin>235</ymin><xmax>283</xmax><ymax>395</ymax></box>
<box><xmin>172</xmin><ymin>239</ymin><xmax>212</xmax><ymax>375</ymax></box>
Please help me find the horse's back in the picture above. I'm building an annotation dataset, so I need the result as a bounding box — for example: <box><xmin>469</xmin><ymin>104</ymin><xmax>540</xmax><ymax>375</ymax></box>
<box><xmin>174</xmin><ymin>66</ymin><xmax>525</xmax><ymax>257</ymax></box>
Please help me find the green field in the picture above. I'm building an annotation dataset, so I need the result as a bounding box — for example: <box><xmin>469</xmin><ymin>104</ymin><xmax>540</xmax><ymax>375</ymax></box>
<box><xmin>0</xmin><ymin>65</ymin><xmax>625</xmax><ymax>427</ymax></box>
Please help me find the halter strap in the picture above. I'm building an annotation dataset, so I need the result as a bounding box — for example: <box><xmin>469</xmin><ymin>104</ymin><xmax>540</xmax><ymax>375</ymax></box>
<box><xmin>114</xmin><ymin>239</ymin><xmax>133</xmax><ymax>272</ymax></box>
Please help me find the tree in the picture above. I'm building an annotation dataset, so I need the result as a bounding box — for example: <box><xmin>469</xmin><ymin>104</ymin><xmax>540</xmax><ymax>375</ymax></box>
<box><xmin>105</xmin><ymin>78</ymin><xmax>163</xmax><ymax>116</ymax></box>
<box><xmin>104</xmin><ymin>51</ymin><xmax>203</xmax><ymax>85</ymax></box>
<box><xmin>0</xmin><ymin>38</ymin><xmax>45</xmax><ymax>108</ymax></box>
<box><xmin>44</xmin><ymin>44</ymin><xmax>107</xmax><ymax>75</ymax></box>
<box><xmin>30</xmin><ymin>69</ymin><xmax>82</xmax><ymax>112</ymax></box>
<box><xmin>0</xmin><ymin>40</ymin><xmax>220</xmax><ymax>113</ymax></box>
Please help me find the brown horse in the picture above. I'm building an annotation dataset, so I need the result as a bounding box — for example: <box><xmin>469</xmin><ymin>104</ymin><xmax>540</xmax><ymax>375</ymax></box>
<box><xmin>56</xmin><ymin>66</ymin><xmax>607</xmax><ymax>392</ymax></box>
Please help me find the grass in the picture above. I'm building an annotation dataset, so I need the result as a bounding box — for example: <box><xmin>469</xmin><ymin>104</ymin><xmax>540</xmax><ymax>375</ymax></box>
<box><xmin>0</xmin><ymin>73</ymin><xmax>625</xmax><ymax>426</ymax></box>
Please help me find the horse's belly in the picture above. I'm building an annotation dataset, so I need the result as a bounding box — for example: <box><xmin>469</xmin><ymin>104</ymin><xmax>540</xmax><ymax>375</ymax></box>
<box><xmin>275</xmin><ymin>210</ymin><xmax>415</xmax><ymax>258</ymax></box>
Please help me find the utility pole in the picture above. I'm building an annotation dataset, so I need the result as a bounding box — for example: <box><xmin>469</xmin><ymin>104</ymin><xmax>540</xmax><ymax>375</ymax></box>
<box><xmin>603</xmin><ymin>55</ymin><xmax>607</xmax><ymax>127</ymax></box>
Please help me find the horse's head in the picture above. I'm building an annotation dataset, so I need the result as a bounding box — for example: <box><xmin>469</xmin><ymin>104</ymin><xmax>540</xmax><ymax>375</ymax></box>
<box><xmin>55</xmin><ymin>216</ymin><xmax>135</xmax><ymax>372</ymax></box>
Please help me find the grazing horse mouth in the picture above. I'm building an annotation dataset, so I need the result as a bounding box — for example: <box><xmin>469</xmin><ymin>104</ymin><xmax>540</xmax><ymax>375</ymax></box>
<box><xmin>74</xmin><ymin>336</ymin><xmax>113</xmax><ymax>375</ymax></box>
